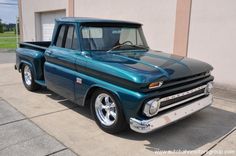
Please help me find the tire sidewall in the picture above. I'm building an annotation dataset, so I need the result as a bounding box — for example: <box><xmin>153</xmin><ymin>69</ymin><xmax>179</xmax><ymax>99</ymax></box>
<box><xmin>21</xmin><ymin>64</ymin><xmax>38</xmax><ymax>91</ymax></box>
<box><xmin>91</xmin><ymin>89</ymin><xmax>127</xmax><ymax>133</ymax></box>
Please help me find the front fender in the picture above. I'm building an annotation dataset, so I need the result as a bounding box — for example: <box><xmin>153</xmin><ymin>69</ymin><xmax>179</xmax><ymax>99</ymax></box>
<box><xmin>90</xmin><ymin>84</ymin><xmax>145</xmax><ymax>121</ymax></box>
<box><xmin>74</xmin><ymin>71</ymin><xmax>146</xmax><ymax>121</ymax></box>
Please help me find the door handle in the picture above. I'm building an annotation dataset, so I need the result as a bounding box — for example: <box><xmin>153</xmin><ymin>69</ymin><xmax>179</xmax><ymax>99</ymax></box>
<box><xmin>46</xmin><ymin>50</ymin><xmax>53</xmax><ymax>55</ymax></box>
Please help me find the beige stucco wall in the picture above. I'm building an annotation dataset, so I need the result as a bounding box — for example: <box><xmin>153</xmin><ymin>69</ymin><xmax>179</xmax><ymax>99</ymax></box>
<box><xmin>21</xmin><ymin>0</ymin><xmax>68</xmax><ymax>41</ymax></box>
<box><xmin>74</xmin><ymin>0</ymin><xmax>177</xmax><ymax>53</ymax></box>
<box><xmin>188</xmin><ymin>0</ymin><xmax>236</xmax><ymax>89</ymax></box>
<box><xmin>21</xmin><ymin>0</ymin><xmax>177</xmax><ymax>51</ymax></box>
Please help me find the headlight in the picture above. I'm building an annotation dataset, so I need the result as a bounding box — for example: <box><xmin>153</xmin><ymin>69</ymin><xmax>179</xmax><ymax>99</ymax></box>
<box><xmin>205</xmin><ymin>70</ymin><xmax>212</xmax><ymax>76</ymax></box>
<box><xmin>205</xmin><ymin>82</ymin><xmax>214</xmax><ymax>94</ymax></box>
<box><xmin>143</xmin><ymin>98</ymin><xmax>161</xmax><ymax>117</ymax></box>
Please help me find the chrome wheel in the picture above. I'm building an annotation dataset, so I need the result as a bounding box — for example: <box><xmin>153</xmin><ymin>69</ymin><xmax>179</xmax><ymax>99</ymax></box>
<box><xmin>95</xmin><ymin>93</ymin><xmax>117</xmax><ymax>126</ymax></box>
<box><xmin>24</xmin><ymin>65</ymin><xmax>32</xmax><ymax>86</ymax></box>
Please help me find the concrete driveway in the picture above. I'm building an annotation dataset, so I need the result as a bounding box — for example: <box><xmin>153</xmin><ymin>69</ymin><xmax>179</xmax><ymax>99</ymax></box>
<box><xmin>0</xmin><ymin>52</ymin><xmax>235</xmax><ymax>156</ymax></box>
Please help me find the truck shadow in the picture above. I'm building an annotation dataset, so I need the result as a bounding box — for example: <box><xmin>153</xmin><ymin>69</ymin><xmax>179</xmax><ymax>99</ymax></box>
<box><xmin>118</xmin><ymin>107</ymin><xmax>236</xmax><ymax>152</ymax></box>
<box><xmin>36</xmin><ymin>87</ymin><xmax>93</xmax><ymax>119</ymax></box>
<box><xmin>37</xmin><ymin>88</ymin><xmax>236</xmax><ymax>152</ymax></box>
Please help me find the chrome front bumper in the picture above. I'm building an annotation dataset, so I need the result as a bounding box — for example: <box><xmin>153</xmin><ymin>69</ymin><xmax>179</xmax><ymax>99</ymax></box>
<box><xmin>130</xmin><ymin>94</ymin><xmax>213</xmax><ymax>133</ymax></box>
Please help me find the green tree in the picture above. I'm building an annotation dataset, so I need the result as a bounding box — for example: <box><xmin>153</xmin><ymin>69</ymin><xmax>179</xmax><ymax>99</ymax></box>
<box><xmin>0</xmin><ymin>19</ymin><xmax>3</xmax><ymax>33</ymax></box>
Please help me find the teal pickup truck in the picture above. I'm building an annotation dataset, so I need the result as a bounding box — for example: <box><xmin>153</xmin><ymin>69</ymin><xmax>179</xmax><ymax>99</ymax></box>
<box><xmin>15</xmin><ymin>17</ymin><xmax>214</xmax><ymax>133</ymax></box>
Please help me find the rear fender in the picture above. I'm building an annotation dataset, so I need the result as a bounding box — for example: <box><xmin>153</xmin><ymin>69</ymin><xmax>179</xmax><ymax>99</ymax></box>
<box><xmin>16</xmin><ymin>48</ymin><xmax>45</xmax><ymax>80</ymax></box>
<box><xmin>19</xmin><ymin>60</ymin><xmax>37</xmax><ymax>79</ymax></box>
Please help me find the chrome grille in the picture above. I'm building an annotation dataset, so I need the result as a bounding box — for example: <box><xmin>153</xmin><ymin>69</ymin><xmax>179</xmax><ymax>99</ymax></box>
<box><xmin>158</xmin><ymin>85</ymin><xmax>207</xmax><ymax>112</ymax></box>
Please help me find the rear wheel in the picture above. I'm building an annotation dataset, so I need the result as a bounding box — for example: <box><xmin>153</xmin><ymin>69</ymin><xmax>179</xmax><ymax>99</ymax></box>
<box><xmin>21</xmin><ymin>64</ymin><xmax>40</xmax><ymax>91</ymax></box>
<box><xmin>91</xmin><ymin>89</ymin><xmax>128</xmax><ymax>134</ymax></box>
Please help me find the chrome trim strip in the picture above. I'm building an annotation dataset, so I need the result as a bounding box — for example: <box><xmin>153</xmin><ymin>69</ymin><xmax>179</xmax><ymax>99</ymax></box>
<box><xmin>160</xmin><ymin>85</ymin><xmax>206</xmax><ymax>102</ymax></box>
<box><xmin>130</xmin><ymin>94</ymin><xmax>213</xmax><ymax>133</ymax></box>
<box><xmin>158</xmin><ymin>85</ymin><xmax>207</xmax><ymax>112</ymax></box>
<box><xmin>159</xmin><ymin>93</ymin><xmax>206</xmax><ymax>112</ymax></box>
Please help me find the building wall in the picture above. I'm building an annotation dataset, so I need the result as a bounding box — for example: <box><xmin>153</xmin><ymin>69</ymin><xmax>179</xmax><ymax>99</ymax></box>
<box><xmin>21</xmin><ymin>0</ymin><xmax>68</xmax><ymax>41</ymax></box>
<box><xmin>188</xmin><ymin>0</ymin><xmax>236</xmax><ymax>89</ymax></box>
<box><xmin>74</xmin><ymin>0</ymin><xmax>177</xmax><ymax>53</ymax></box>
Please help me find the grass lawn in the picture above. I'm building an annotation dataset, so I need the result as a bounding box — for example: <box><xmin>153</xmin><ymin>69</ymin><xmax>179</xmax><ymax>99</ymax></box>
<box><xmin>0</xmin><ymin>31</ymin><xmax>19</xmax><ymax>49</ymax></box>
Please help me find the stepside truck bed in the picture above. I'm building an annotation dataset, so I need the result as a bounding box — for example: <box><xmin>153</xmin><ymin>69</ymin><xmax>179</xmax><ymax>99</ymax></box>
<box><xmin>15</xmin><ymin>41</ymin><xmax>51</xmax><ymax>85</ymax></box>
<box><xmin>19</xmin><ymin>41</ymin><xmax>51</xmax><ymax>52</ymax></box>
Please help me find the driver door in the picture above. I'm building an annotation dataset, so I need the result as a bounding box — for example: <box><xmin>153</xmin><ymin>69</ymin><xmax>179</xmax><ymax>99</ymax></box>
<box><xmin>44</xmin><ymin>24</ymin><xmax>79</xmax><ymax>101</ymax></box>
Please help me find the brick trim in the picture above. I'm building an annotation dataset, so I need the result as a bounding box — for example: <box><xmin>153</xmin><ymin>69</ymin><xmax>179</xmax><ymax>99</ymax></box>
<box><xmin>68</xmin><ymin>0</ymin><xmax>74</xmax><ymax>17</ymax></box>
<box><xmin>173</xmin><ymin>0</ymin><xmax>192</xmax><ymax>56</ymax></box>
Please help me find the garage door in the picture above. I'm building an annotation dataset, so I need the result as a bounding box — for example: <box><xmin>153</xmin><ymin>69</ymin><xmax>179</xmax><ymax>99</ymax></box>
<box><xmin>40</xmin><ymin>10</ymin><xmax>66</xmax><ymax>41</ymax></box>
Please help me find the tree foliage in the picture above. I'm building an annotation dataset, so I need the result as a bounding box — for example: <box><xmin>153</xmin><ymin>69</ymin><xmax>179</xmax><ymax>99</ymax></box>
<box><xmin>0</xmin><ymin>19</ymin><xmax>3</xmax><ymax>33</ymax></box>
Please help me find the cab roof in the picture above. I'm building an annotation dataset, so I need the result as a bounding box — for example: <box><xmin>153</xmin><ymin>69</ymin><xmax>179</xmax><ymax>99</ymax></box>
<box><xmin>56</xmin><ymin>17</ymin><xmax>142</xmax><ymax>26</ymax></box>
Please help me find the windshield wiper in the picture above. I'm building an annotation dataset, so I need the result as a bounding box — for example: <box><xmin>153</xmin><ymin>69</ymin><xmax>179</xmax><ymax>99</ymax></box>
<box><xmin>107</xmin><ymin>44</ymin><xmax>126</xmax><ymax>53</ymax></box>
<box><xmin>107</xmin><ymin>44</ymin><xmax>149</xmax><ymax>53</ymax></box>
<box><xmin>128</xmin><ymin>45</ymin><xmax>149</xmax><ymax>50</ymax></box>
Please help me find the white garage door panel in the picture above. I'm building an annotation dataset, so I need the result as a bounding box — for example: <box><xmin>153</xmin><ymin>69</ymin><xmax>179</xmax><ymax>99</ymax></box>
<box><xmin>42</xmin><ymin>24</ymin><xmax>55</xmax><ymax>41</ymax></box>
<box><xmin>40</xmin><ymin>10</ymin><xmax>66</xmax><ymax>41</ymax></box>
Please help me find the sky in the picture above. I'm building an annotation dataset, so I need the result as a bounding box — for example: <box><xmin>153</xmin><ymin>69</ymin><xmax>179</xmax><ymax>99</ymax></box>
<box><xmin>0</xmin><ymin>0</ymin><xmax>18</xmax><ymax>24</ymax></box>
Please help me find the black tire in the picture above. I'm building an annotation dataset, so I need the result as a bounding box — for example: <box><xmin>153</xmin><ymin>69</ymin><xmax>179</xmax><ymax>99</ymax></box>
<box><xmin>21</xmin><ymin>64</ymin><xmax>40</xmax><ymax>91</ymax></box>
<box><xmin>91</xmin><ymin>89</ymin><xmax>128</xmax><ymax>134</ymax></box>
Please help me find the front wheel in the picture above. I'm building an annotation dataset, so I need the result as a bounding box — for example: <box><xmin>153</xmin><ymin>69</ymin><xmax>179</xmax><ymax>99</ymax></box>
<box><xmin>21</xmin><ymin>64</ymin><xmax>40</xmax><ymax>91</ymax></box>
<box><xmin>91</xmin><ymin>89</ymin><xmax>128</xmax><ymax>134</ymax></box>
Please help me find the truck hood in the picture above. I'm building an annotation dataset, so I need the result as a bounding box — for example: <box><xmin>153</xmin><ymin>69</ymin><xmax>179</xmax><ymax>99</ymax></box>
<box><xmin>87</xmin><ymin>50</ymin><xmax>213</xmax><ymax>84</ymax></box>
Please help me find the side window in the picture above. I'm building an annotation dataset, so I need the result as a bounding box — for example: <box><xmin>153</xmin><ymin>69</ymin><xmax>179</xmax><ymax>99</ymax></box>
<box><xmin>56</xmin><ymin>25</ymin><xmax>66</xmax><ymax>47</ymax></box>
<box><xmin>65</xmin><ymin>26</ymin><xmax>74</xmax><ymax>49</ymax></box>
<box><xmin>72</xmin><ymin>30</ymin><xmax>78</xmax><ymax>50</ymax></box>
<box><xmin>55</xmin><ymin>25</ymin><xmax>79</xmax><ymax>50</ymax></box>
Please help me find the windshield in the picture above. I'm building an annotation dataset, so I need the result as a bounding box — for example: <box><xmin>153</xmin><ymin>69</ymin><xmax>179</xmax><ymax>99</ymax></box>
<box><xmin>81</xmin><ymin>26</ymin><xmax>148</xmax><ymax>51</ymax></box>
